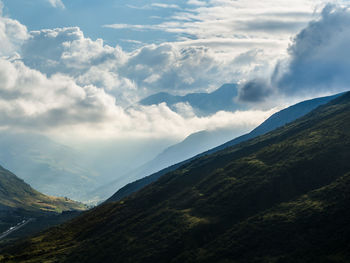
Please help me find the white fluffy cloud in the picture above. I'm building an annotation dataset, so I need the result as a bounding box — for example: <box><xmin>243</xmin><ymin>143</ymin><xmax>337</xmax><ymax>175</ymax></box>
<box><xmin>0</xmin><ymin>4</ymin><xmax>28</xmax><ymax>57</ymax></box>
<box><xmin>238</xmin><ymin>4</ymin><xmax>350</xmax><ymax>103</ymax></box>
<box><xmin>276</xmin><ymin>4</ymin><xmax>350</xmax><ymax>97</ymax></box>
<box><xmin>0</xmin><ymin>57</ymin><xmax>275</xmax><ymax>139</ymax></box>
<box><xmin>0</xmin><ymin>20</ymin><xmax>271</xmax><ymax>139</ymax></box>
<box><xmin>20</xmin><ymin>26</ymin><xmax>269</xmax><ymax>102</ymax></box>
<box><xmin>0</xmin><ymin>22</ymin><xmax>275</xmax><ymax>139</ymax></box>
<box><xmin>21</xmin><ymin>27</ymin><xmax>125</xmax><ymax>74</ymax></box>
<box><xmin>0</xmin><ymin>58</ymin><xmax>119</xmax><ymax>128</ymax></box>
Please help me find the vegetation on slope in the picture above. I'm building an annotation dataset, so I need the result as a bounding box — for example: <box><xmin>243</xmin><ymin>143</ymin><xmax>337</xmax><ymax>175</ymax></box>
<box><xmin>0</xmin><ymin>165</ymin><xmax>88</xmax><ymax>245</ymax></box>
<box><xmin>108</xmin><ymin>92</ymin><xmax>341</xmax><ymax>202</ymax></box>
<box><xmin>1</xmin><ymin>92</ymin><xmax>350</xmax><ymax>263</ymax></box>
<box><xmin>0</xmin><ymin>165</ymin><xmax>86</xmax><ymax>213</ymax></box>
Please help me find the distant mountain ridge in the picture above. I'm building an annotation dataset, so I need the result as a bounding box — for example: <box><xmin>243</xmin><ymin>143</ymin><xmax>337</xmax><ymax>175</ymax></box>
<box><xmin>107</xmin><ymin>92</ymin><xmax>343</xmax><ymax>202</ymax></box>
<box><xmin>4</xmin><ymin>92</ymin><xmax>350</xmax><ymax>263</ymax></box>
<box><xmin>140</xmin><ymin>84</ymin><xmax>242</xmax><ymax>115</ymax></box>
<box><xmin>0</xmin><ymin>131</ymin><xmax>100</xmax><ymax>202</ymax></box>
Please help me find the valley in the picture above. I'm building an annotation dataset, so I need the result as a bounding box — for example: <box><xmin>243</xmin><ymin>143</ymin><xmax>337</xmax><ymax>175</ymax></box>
<box><xmin>1</xmin><ymin>92</ymin><xmax>349</xmax><ymax>262</ymax></box>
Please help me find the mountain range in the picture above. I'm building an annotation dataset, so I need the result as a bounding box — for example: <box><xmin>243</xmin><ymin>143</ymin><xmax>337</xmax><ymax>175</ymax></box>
<box><xmin>106</xmin><ymin>92</ymin><xmax>342</xmax><ymax>202</ymax></box>
<box><xmin>140</xmin><ymin>83</ymin><xmax>243</xmax><ymax>115</ymax></box>
<box><xmin>2</xmin><ymin>92</ymin><xmax>349</xmax><ymax>262</ymax></box>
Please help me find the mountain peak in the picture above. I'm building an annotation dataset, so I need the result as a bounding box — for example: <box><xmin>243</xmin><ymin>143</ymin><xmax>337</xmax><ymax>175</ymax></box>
<box><xmin>139</xmin><ymin>83</ymin><xmax>241</xmax><ymax>115</ymax></box>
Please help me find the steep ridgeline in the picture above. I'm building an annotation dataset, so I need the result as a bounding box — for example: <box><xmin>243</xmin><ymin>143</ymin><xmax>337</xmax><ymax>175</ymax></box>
<box><xmin>140</xmin><ymin>83</ymin><xmax>243</xmax><ymax>116</ymax></box>
<box><xmin>2</xmin><ymin>92</ymin><xmax>350</xmax><ymax>263</ymax></box>
<box><xmin>0</xmin><ymin>165</ymin><xmax>87</xmax><ymax>238</ymax></box>
<box><xmin>90</xmin><ymin>128</ymin><xmax>242</xmax><ymax>201</ymax></box>
<box><xmin>107</xmin><ymin>92</ymin><xmax>342</xmax><ymax>202</ymax></box>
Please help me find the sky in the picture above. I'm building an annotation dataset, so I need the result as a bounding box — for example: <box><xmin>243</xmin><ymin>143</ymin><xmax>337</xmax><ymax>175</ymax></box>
<box><xmin>0</xmin><ymin>0</ymin><xmax>349</xmax><ymax>144</ymax></box>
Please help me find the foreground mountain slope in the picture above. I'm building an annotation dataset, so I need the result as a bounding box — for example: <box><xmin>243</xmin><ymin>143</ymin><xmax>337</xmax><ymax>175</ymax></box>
<box><xmin>92</xmin><ymin>128</ymin><xmax>244</xmax><ymax>201</ymax></box>
<box><xmin>2</xmin><ymin>92</ymin><xmax>350</xmax><ymax>262</ymax></box>
<box><xmin>108</xmin><ymin>92</ymin><xmax>341</xmax><ymax>202</ymax></box>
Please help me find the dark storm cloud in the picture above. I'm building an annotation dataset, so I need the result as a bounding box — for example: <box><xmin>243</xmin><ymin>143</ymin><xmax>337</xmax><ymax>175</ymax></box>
<box><xmin>238</xmin><ymin>79</ymin><xmax>272</xmax><ymax>102</ymax></box>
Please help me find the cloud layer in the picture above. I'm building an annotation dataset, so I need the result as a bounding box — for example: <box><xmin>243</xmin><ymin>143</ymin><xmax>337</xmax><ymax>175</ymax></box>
<box><xmin>20</xmin><ymin>26</ymin><xmax>269</xmax><ymax>103</ymax></box>
<box><xmin>106</xmin><ymin>0</ymin><xmax>319</xmax><ymax>56</ymax></box>
<box><xmin>0</xmin><ymin>56</ymin><xmax>275</xmax><ymax>139</ymax></box>
<box><xmin>0</xmin><ymin>17</ymin><xmax>275</xmax><ymax>140</ymax></box>
<box><xmin>0</xmin><ymin>1</ymin><xmax>349</xmax><ymax>143</ymax></box>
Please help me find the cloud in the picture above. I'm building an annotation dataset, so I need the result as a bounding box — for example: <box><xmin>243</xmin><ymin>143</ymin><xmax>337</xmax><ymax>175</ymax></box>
<box><xmin>0</xmin><ymin>58</ymin><xmax>118</xmax><ymax>128</ymax></box>
<box><xmin>187</xmin><ymin>0</ymin><xmax>207</xmax><ymax>6</ymax></box>
<box><xmin>238</xmin><ymin>4</ymin><xmax>350</xmax><ymax>103</ymax></box>
<box><xmin>119</xmin><ymin>43</ymin><xmax>272</xmax><ymax>96</ymax></box>
<box><xmin>103</xmin><ymin>24</ymin><xmax>156</xmax><ymax>31</ymax></box>
<box><xmin>276</xmin><ymin>4</ymin><xmax>350</xmax><ymax>96</ymax></box>
<box><xmin>0</xmin><ymin>5</ymin><xmax>28</xmax><ymax>57</ymax></box>
<box><xmin>102</xmin><ymin>0</ymin><xmax>319</xmax><ymax>87</ymax></box>
<box><xmin>21</xmin><ymin>27</ymin><xmax>125</xmax><ymax>74</ymax></box>
<box><xmin>106</xmin><ymin>0</ymin><xmax>315</xmax><ymax>44</ymax></box>
<box><xmin>0</xmin><ymin>56</ymin><xmax>276</xmax><ymax>140</ymax></box>
<box><xmin>0</xmin><ymin>14</ymin><xmax>275</xmax><ymax>140</ymax></box>
<box><xmin>151</xmin><ymin>3</ymin><xmax>180</xmax><ymax>9</ymax></box>
<box><xmin>120</xmin><ymin>44</ymin><xmax>225</xmax><ymax>93</ymax></box>
<box><xmin>48</xmin><ymin>0</ymin><xmax>65</xmax><ymax>9</ymax></box>
<box><xmin>236</xmin><ymin>19</ymin><xmax>308</xmax><ymax>33</ymax></box>
<box><xmin>20</xmin><ymin>26</ymin><xmax>269</xmax><ymax>103</ymax></box>
<box><xmin>126</xmin><ymin>3</ymin><xmax>180</xmax><ymax>10</ymax></box>
<box><xmin>238</xmin><ymin>79</ymin><xmax>272</xmax><ymax>103</ymax></box>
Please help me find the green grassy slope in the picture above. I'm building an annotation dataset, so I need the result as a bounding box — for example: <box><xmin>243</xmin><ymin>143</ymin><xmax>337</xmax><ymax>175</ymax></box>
<box><xmin>0</xmin><ymin>165</ymin><xmax>86</xmax><ymax>213</ymax></box>
<box><xmin>2</xmin><ymin>92</ymin><xmax>350</xmax><ymax>263</ymax></box>
<box><xmin>108</xmin><ymin>92</ymin><xmax>341</xmax><ymax>202</ymax></box>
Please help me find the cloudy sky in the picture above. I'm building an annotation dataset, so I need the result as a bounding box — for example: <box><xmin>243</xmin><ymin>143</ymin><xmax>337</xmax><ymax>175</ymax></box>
<box><xmin>0</xmin><ymin>0</ymin><xmax>349</xmax><ymax>144</ymax></box>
